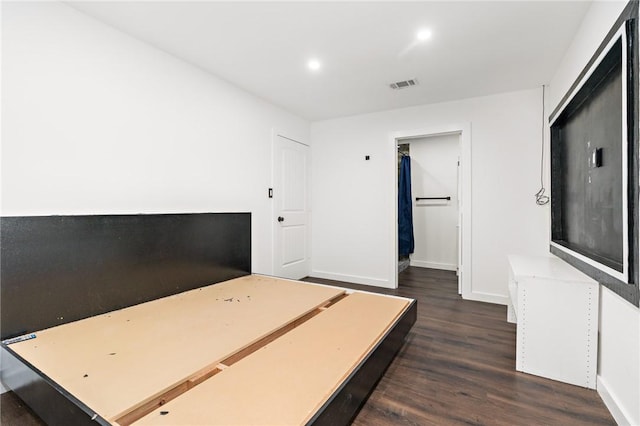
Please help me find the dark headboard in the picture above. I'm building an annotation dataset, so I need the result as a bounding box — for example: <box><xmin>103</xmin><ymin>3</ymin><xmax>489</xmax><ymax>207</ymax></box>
<box><xmin>0</xmin><ymin>213</ymin><xmax>251</xmax><ymax>340</ymax></box>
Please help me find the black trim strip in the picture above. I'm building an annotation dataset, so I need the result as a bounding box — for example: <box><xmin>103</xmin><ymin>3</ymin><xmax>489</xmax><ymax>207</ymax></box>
<box><xmin>626</xmin><ymin>11</ymin><xmax>639</xmax><ymax>300</ymax></box>
<box><xmin>551</xmin><ymin>246</ymin><xmax>639</xmax><ymax>305</ymax></box>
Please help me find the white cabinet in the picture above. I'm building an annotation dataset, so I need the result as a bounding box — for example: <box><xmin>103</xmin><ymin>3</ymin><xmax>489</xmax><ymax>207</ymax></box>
<box><xmin>507</xmin><ymin>255</ymin><xmax>599</xmax><ymax>389</ymax></box>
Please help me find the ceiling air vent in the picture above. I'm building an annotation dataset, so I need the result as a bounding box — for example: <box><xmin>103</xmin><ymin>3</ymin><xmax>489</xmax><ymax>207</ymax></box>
<box><xmin>389</xmin><ymin>78</ymin><xmax>419</xmax><ymax>90</ymax></box>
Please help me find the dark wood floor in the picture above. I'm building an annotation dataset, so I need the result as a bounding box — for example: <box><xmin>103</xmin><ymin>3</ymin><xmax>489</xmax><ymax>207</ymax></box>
<box><xmin>1</xmin><ymin>267</ymin><xmax>615</xmax><ymax>425</ymax></box>
<box><xmin>307</xmin><ymin>267</ymin><xmax>615</xmax><ymax>426</ymax></box>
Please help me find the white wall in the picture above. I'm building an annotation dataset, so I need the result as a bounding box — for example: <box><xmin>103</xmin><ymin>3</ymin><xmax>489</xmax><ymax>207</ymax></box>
<box><xmin>311</xmin><ymin>88</ymin><xmax>549</xmax><ymax>301</ymax></box>
<box><xmin>598</xmin><ymin>287</ymin><xmax>640</xmax><ymax>425</ymax></box>
<box><xmin>548</xmin><ymin>1</ymin><xmax>628</xmax><ymax>112</ymax></box>
<box><xmin>407</xmin><ymin>134</ymin><xmax>460</xmax><ymax>271</ymax></box>
<box><xmin>548</xmin><ymin>2</ymin><xmax>639</xmax><ymax>425</ymax></box>
<box><xmin>1</xmin><ymin>1</ymin><xmax>309</xmax><ymax>276</ymax></box>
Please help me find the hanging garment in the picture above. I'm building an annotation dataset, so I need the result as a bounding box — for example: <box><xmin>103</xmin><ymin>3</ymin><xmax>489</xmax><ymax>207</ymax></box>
<box><xmin>398</xmin><ymin>155</ymin><xmax>415</xmax><ymax>257</ymax></box>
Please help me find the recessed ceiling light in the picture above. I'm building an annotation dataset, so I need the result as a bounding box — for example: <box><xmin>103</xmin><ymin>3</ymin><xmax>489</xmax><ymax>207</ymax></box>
<box><xmin>416</xmin><ymin>29</ymin><xmax>432</xmax><ymax>42</ymax></box>
<box><xmin>307</xmin><ymin>59</ymin><xmax>321</xmax><ymax>71</ymax></box>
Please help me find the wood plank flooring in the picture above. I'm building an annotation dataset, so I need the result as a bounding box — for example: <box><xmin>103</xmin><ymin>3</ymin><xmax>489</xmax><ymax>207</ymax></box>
<box><xmin>1</xmin><ymin>267</ymin><xmax>615</xmax><ymax>425</ymax></box>
<box><xmin>306</xmin><ymin>267</ymin><xmax>616</xmax><ymax>426</ymax></box>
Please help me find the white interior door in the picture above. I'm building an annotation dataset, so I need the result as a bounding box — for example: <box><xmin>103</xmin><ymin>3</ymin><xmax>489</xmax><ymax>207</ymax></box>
<box><xmin>273</xmin><ymin>134</ymin><xmax>310</xmax><ymax>279</ymax></box>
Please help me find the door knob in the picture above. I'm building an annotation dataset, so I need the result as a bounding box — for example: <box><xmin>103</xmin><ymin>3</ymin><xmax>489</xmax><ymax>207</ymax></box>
<box><xmin>278</xmin><ymin>216</ymin><xmax>284</xmax><ymax>222</ymax></box>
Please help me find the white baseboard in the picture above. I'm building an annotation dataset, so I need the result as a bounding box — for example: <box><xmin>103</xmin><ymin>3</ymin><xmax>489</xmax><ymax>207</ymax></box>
<box><xmin>597</xmin><ymin>375</ymin><xmax>636</xmax><ymax>426</ymax></box>
<box><xmin>309</xmin><ymin>270</ymin><xmax>393</xmax><ymax>289</ymax></box>
<box><xmin>0</xmin><ymin>381</ymin><xmax>7</xmax><ymax>394</ymax></box>
<box><xmin>409</xmin><ymin>260</ymin><xmax>457</xmax><ymax>271</ymax></box>
<box><xmin>311</xmin><ymin>271</ymin><xmax>508</xmax><ymax>305</ymax></box>
<box><xmin>463</xmin><ymin>290</ymin><xmax>509</xmax><ymax>306</ymax></box>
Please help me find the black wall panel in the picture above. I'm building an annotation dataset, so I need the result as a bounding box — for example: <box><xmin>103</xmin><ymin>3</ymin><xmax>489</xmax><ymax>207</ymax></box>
<box><xmin>0</xmin><ymin>213</ymin><xmax>251</xmax><ymax>340</ymax></box>
<box><xmin>551</xmin><ymin>38</ymin><xmax>624</xmax><ymax>272</ymax></box>
<box><xmin>549</xmin><ymin>1</ymin><xmax>639</xmax><ymax>307</ymax></box>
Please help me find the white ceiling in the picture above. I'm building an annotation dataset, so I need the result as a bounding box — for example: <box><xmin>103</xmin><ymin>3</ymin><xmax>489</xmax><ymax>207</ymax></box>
<box><xmin>67</xmin><ymin>1</ymin><xmax>591</xmax><ymax>121</ymax></box>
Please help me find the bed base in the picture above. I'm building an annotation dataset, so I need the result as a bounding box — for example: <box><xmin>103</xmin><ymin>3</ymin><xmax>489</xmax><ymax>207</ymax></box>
<box><xmin>1</xmin><ymin>346</ymin><xmax>109</xmax><ymax>426</ymax></box>
<box><xmin>309</xmin><ymin>299</ymin><xmax>417</xmax><ymax>425</ymax></box>
<box><xmin>0</xmin><ymin>214</ymin><xmax>416</xmax><ymax>425</ymax></box>
<box><xmin>1</xmin><ymin>299</ymin><xmax>416</xmax><ymax>426</ymax></box>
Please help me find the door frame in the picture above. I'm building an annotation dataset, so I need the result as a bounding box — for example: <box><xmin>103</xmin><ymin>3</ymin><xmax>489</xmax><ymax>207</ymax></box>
<box><xmin>271</xmin><ymin>129</ymin><xmax>311</xmax><ymax>278</ymax></box>
<box><xmin>389</xmin><ymin>123</ymin><xmax>472</xmax><ymax>298</ymax></box>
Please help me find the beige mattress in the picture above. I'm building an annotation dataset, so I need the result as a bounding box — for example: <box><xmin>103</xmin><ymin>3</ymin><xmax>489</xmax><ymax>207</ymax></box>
<box><xmin>7</xmin><ymin>275</ymin><xmax>412</xmax><ymax>425</ymax></box>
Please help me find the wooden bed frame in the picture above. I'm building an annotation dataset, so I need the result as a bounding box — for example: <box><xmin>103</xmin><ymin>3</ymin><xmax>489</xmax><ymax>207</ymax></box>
<box><xmin>0</xmin><ymin>214</ymin><xmax>416</xmax><ymax>425</ymax></box>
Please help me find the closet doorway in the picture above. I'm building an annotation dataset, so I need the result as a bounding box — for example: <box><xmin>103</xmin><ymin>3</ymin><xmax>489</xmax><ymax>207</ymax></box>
<box><xmin>398</xmin><ymin>134</ymin><xmax>460</xmax><ymax>272</ymax></box>
<box><xmin>390</xmin><ymin>124</ymin><xmax>471</xmax><ymax>297</ymax></box>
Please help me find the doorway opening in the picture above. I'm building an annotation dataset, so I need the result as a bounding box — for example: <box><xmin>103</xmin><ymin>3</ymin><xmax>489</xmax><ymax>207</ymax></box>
<box><xmin>398</xmin><ymin>134</ymin><xmax>461</xmax><ymax>275</ymax></box>
<box><xmin>390</xmin><ymin>124</ymin><xmax>471</xmax><ymax>298</ymax></box>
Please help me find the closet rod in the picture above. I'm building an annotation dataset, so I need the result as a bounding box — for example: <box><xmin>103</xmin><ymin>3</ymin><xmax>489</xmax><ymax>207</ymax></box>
<box><xmin>416</xmin><ymin>196</ymin><xmax>451</xmax><ymax>201</ymax></box>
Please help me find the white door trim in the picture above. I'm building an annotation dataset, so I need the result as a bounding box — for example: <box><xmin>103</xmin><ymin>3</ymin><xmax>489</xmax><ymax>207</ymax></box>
<box><xmin>389</xmin><ymin>123</ymin><xmax>472</xmax><ymax>299</ymax></box>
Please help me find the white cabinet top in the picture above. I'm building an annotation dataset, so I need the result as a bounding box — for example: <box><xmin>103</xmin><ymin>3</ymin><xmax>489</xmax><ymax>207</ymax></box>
<box><xmin>508</xmin><ymin>254</ymin><xmax>598</xmax><ymax>284</ymax></box>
